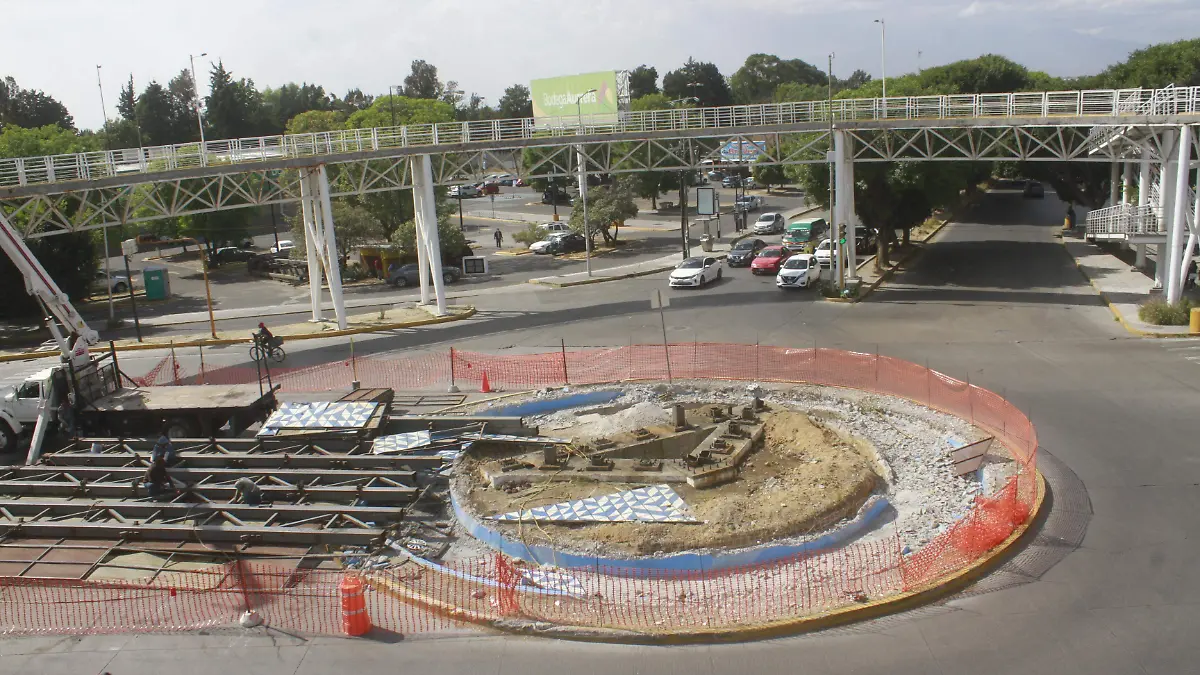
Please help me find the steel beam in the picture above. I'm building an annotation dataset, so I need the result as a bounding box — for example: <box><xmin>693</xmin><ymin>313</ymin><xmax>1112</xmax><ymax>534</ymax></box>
<box><xmin>38</xmin><ymin>451</ymin><xmax>448</xmax><ymax>470</ymax></box>
<box><xmin>0</xmin><ymin>499</ymin><xmax>419</xmax><ymax>523</ymax></box>
<box><xmin>0</xmin><ymin>480</ymin><xmax>418</xmax><ymax>504</ymax></box>
<box><xmin>0</xmin><ymin>520</ymin><xmax>383</xmax><ymax>546</ymax></box>
<box><xmin>2</xmin><ymin>465</ymin><xmax>417</xmax><ymax>485</ymax></box>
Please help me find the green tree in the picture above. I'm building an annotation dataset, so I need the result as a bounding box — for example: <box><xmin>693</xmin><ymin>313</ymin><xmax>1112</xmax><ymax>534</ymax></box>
<box><xmin>285</xmin><ymin>110</ymin><xmax>346</xmax><ymax>134</ymax></box>
<box><xmin>389</xmin><ymin>209</ymin><xmax>468</xmax><ymax>265</ymax></box>
<box><xmin>0</xmin><ymin>76</ymin><xmax>74</xmax><ymax>130</ymax></box>
<box><xmin>663</xmin><ymin>58</ymin><xmax>733</xmax><ymax>107</ymax></box>
<box><xmin>338</xmin><ymin>88</ymin><xmax>375</xmax><ymax>113</ymax></box>
<box><xmin>134</xmin><ymin>82</ymin><xmax>180</xmax><ymax>145</ymax></box>
<box><xmin>262</xmin><ymin>82</ymin><xmax>335</xmax><ymax>134</ymax></box>
<box><xmin>569</xmin><ymin>175</ymin><xmax>639</xmax><ymax>245</ymax></box>
<box><xmin>1094</xmin><ymin>38</ymin><xmax>1200</xmax><ymax>88</ymax></box>
<box><xmin>403</xmin><ymin>59</ymin><xmax>444</xmax><ymax>99</ymax></box>
<box><xmin>116</xmin><ymin>76</ymin><xmax>137</xmax><ymax>122</ymax></box>
<box><xmin>204</xmin><ymin>61</ymin><xmax>269</xmax><ymax>140</ymax></box>
<box><xmin>497</xmin><ymin>84</ymin><xmax>532</xmax><ymax>118</ymax></box>
<box><xmin>330</xmin><ymin>201</ymin><xmax>385</xmax><ymax>263</ymax></box>
<box><xmin>752</xmin><ymin>156</ymin><xmax>787</xmax><ymax>193</ymax></box>
<box><xmin>629</xmin><ymin>65</ymin><xmax>659</xmax><ymax>99</ymax></box>
<box><xmin>730</xmin><ymin>54</ymin><xmax>826</xmax><ymax>104</ymax></box>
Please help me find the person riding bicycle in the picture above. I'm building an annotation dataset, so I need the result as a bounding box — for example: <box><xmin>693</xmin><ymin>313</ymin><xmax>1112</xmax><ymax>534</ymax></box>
<box><xmin>256</xmin><ymin>322</ymin><xmax>281</xmax><ymax>350</ymax></box>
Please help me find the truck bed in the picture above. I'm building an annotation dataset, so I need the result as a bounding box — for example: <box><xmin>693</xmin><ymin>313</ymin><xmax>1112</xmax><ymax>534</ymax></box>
<box><xmin>90</xmin><ymin>384</ymin><xmax>268</xmax><ymax>412</ymax></box>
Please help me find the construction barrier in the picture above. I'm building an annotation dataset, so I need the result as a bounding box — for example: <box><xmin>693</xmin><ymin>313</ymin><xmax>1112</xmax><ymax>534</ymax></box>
<box><xmin>2</xmin><ymin>344</ymin><xmax>1037</xmax><ymax>637</ymax></box>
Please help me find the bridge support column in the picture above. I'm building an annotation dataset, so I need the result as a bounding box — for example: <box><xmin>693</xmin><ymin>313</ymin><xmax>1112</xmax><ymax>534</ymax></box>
<box><xmin>1159</xmin><ymin>130</ymin><xmax>1181</xmax><ymax>296</ymax></box>
<box><xmin>411</xmin><ymin>154</ymin><xmax>448</xmax><ymax>316</ymax></box>
<box><xmin>1166</xmin><ymin>126</ymin><xmax>1193</xmax><ymax>304</ymax></box>
<box><xmin>1122</xmin><ymin>163</ymin><xmax>1134</xmax><ymax>205</ymax></box>
<box><xmin>1136</xmin><ymin>156</ymin><xmax>1151</xmax><ymax>269</ymax></box>
<box><xmin>1110</xmin><ymin>162</ymin><xmax>1120</xmax><ymax>207</ymax></box>
<box><xmin>298</xmin><ymin>166</ymin><xmax>348</xmax><ymax>329</ymax></box>
<box><xmin>833</xmin><ymin>130</ymin><xmax>857</xmax><ymax>282</ymax></box>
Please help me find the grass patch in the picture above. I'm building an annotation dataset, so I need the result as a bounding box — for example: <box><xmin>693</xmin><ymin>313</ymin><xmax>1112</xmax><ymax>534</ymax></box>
<box><xmin>1138</xmin><ymin>298</ymin><xmax>1195</xmax><ymax>326</ymax></box>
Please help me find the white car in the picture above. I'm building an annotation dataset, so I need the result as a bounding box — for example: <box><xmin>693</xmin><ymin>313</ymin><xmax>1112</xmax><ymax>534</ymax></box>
<box><xmin>735</xmin><ymin>195</ymin><xmax>765</xmax><ymax>212</ymax></box>
<box><xmin>538</xmin><ymin>222</ymin><xmax>570</xmax><ymax>234</ymax></box>
<box><xmin>669</xmin><ymin>256</ymin><xmax>723</xmax><ymax>288</ymax></box>
<box><xmin>776</xmin><ymin>253</ymin><xmax>822</xmax><ymax>289</ymax></box>
<box><xmin>529</xmin><ymin>232</ymin><xmax>570</xmax><ymax>254</ymax></box>
<box><xmin>753</xmin><ymin>212</ymin><xmax>785</xmax><ymax>235</ymax></box>
<box><xmin>814</xmin><ymin>238</ymin><xmax>832</xmax><ymax>268</ymax></box>
<box><xmin>449</xmin><ymin>184</ymin><xmax>480</xmax><ymax>198</ymax></box>
<box><xmin>271</xmin><ymin>239</ymin><xmax>295</xmax><ymax>255</ymax></box>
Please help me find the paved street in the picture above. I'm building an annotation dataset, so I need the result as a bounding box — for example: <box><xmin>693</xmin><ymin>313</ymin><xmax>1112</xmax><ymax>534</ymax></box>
<box><xmin>5</xmin><ymin>189</ymin><xmax>1200</xmax><ymax>674</ymax></box>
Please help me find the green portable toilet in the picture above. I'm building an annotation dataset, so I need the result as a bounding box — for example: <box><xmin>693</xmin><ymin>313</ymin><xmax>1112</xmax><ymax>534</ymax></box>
<box><xmin>142</xmin><ymin>265</ymin><xmax>171</xmax><ymax>300</ymax></box>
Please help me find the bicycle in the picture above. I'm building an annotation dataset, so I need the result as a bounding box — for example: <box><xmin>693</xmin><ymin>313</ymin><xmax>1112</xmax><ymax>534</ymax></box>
<box><xmin>249</xmin><ymin>336</ymin><xmax>286</xmax><ymax>363</ymax></box>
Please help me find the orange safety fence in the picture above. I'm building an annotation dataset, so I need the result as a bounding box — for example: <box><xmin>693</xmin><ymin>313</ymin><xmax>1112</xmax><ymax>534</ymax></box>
<box><xmin>11</xmin><ymin>344</ymin><xmax>1037</xmax><ymax>636</ymax></box>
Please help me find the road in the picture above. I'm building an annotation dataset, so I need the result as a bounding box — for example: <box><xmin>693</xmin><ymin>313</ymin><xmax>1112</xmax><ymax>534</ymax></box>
<box><xmin>6</xmin><ymin>189</ymin><xmax>1199</xmax><ymax>674</ymax></box>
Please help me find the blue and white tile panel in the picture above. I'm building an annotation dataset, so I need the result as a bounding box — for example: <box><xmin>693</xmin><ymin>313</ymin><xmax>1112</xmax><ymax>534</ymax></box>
<box><xmin>258</xmin><ymin>402</ymin><xmax>379</xmax><ymax>436</ymax></box>
<box><xmin>372</xmin><ymin>431</ymin><xmax>433</xmax><ymax>454</ymax></box>
<box><xmin>491</xmin><ymin>484</ymin><xmax>697</xmax><ymax>523</ymax></box>
<box><xmin>460</xmin><ymin>432</ymin><xmax>571</xmax><ymax>444</ymax></box>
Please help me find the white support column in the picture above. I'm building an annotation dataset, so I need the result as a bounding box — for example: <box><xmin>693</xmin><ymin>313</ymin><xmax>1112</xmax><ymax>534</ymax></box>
<box><xmin>1136</xmin><ymin>155</ymin><xmax>1151</xmax><ymax>268</ymax></box>
<box><xmin>316</xmin><ymin>165</ymin><xmax>348</xmax><ymax>329</ymax></box>
<box><xmin>1158</xmin><ymin>129</ymin><xmax>1180</xmax><ymax>293</ymax></box>
<box><xmin>1122</xmin><ymin>162</ymin><xmax>1134</xmax><ymax>205</ymax></box>
<box><xmin>832</xmin><ymin>130</ymin><xmax>847</xmax><ymax>285</ymax></box>
<box><xmin>411</xmin><ymin>172</ymin><xmax>431</xmax><ymax>306</ymax></box>
<box><xmin>840</xmin><ymin>131</ymin><xmax>858</xmax><ymax>278</ymax></box>
<box><xmin>1184</xmin><ymin>157</ymin><xmax>1200</xmax><ymax>292</ymax></box>
<box><xmin>1110</xmin><ymin>162</ymin><xmax>1120</xmax><ymax>207</ymax></box>
<box><xmin>411</xmin><ymin>154</ymin><xmax>447</xmax><ymax>315</ymax></box>
<box><xmin>1167</xmin><ymin>126</ymin><xmax>1192</xmax><ymax>304</ymax></box>
<box><xmin>299</xmin><ymin>170</ymin><xmax>324</xmax><ymax>322</ymax></box>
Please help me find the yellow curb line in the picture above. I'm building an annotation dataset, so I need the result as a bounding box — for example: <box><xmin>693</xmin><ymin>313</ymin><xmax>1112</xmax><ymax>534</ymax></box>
<box><xmin>0</xmin><ymin>307</ymin><xmax>477</xmax><ymax>363</ymax></box>
<box><xmin>1062</xmin><ymin>239</ymin><xmax>1192</xmax><ymax>338</ymax></box>
<box><xmin>372</xmin><ymin>469</ymin><xmax>1047</xmax><ymax>645</ymax></box>
<box><xmin>493</xmin><ymin>249</ymin><xmax>534</xmax><ymax>256</ymax></box>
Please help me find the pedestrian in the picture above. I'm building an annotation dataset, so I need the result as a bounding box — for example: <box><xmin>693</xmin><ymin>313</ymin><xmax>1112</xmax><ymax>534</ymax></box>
<box><xmin>230</xmin><ymin>477</ymin><xmax>266</xmax><ymax>505</ymax></box>
<box><xmin>143</xmin><ymin>454</ymin><xmax>173</xmax><ymax>498</ymax></box>
<box><xmin>57</xmin><ymin>399</ymin><xmax>75</xmax><ymax>438</ymax></box>
<box><xmin>151</xmin><ymin>424</ymin><xmax>177</xmax><ymax>464</ymax></box>
<box><xmin>493</xmin><ymin>229</ymin><xmax>504</xmax><ymax>249</ymax></box>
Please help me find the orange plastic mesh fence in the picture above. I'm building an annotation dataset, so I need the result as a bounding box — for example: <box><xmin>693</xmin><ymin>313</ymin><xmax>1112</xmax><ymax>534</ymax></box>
<box><xmin>11</xmin><ymin>344</ymin><xmax>1035</xmax><ymax>636</ymax></box>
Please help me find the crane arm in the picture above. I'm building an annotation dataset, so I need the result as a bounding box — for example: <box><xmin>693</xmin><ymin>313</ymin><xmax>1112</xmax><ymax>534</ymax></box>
<box><xmin>0</xmin><ymin>211</ymin><xmax>99</xmax><ymax>355</ymax></box>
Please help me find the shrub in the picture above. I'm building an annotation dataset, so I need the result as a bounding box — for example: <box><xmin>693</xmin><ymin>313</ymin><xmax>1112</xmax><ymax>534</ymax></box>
<box><xmin>513</xmin><ymin>223</ymin><xmax>545</xmax><ymax>247</ymax></box>
<box><xmin>1138</xmin><ymin>298</ymin><xmax>1194</xmax><ymax>326</ymax></box>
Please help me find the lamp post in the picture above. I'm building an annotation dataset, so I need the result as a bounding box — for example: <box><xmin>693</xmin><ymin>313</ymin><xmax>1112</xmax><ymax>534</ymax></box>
<box><xmin>188</xmin><ymin>53</ymin><xmax>208</xmax><ymax>147</ymax></box>
<box><xmin>576</xmin><ymin>88</ymin><xmax>597</xmax><ymax>276</ymax></box>
<box><xmin>669</xmin><ymin>97</ymin><xmax>700</xmax><ymax>258</ymax></box>
<box><xmin>874</xmin><ymin>19</ymin><xmax>887</xmax><ymax>100</ymax></box>
<box><xmin>95</xmin><ymin>65</ymin><xmax>116</xmax><ymax>324</ymax></box>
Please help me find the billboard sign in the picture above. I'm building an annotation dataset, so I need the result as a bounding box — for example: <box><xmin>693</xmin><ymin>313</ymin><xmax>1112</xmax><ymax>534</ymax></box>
<box><xmin>696</xmin><ymin>187</ymin><xmax>716</xmax><ymax>216</ymax></box>
<box><xmin>719</xmin><ymin>140</ymin><xmax>768</xmax><ymax>163</ymax></box>
<box><xmin>531</xmin><ymin>71</ymin><xmax>620</xmax><ymax>126</ymax></box>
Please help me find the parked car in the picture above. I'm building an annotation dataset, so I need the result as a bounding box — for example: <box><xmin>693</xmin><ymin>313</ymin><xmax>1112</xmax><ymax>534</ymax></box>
<box><xmin>388</xmin><ymin>263</ymin><xmax>460</xmax><ymax>287</ymax></box>
<box><xmin>750</xmin><ymin>245</ymin><xmax>794</xmax><ymax>275</ymax></box>
<box><xmin>669</xmin><ymin>256</ymin><xmax>723</xmax><ymax>288</ymax></box>
<box><xmin>726</xmin><ymin>238</ymin><xmax>768</xmax><ymax>267</ymax></box>
<box><xmin>752</xmin><ymin>212</ymin><xmax>785</xmax><ymax>235</ymax></box>
<box><xmin>494</xmin><ymin>174</ymin><xmax>516</xmax><ymax>186</ymax></box>
<box><xmin>477</xmin><ymin>182</ymin><xmax>500</xmax><ymax>195</ymax></box>
<box><xmin>745</xmin><ymin>176</ymin><xmax>758</xmax><ymax>189</ymax></box>
<box><xmin>1023</xmin><ymin>180</ymin><xmax>1044</xmax><ymax>198</ymax></box>
<box><xmin>538</xmin><ymin>221</ymin><xmax>571</xmax><ymax>234</ymax></box>
<box><xmin>734</xmin><ymin>195</ymin><xmax>764</xmax><ymax>212</ymax></box>
<box><xmin>271</xmin><ymin>239</ymin><xmax>295</xmax><ymax>255</ymax></box>
<box><xmin>776</xmin><ymin>253</ymin><xmax>822</xmax><ymax>289</ymax></box>
<box><xmin>542</xmin><ymin>189</ymin><xmax>573</xmax><ymax>205</ymax></box>
<box><xmin>449</xmin><ymin>184</ymin><xmax>480</xmax><ymax>198</ymax></box>
<box><xmin>707</xmin><ymin>170</ymin><xmax>726</xmax><ymax>181</ymax></box>
<box><xmin>545</xmin><ymin>232</ymin><xmax>587</xmax><ymax>255</ymax></box>
<box><xmin>209</xmin><ymin>247</ymin><xmax>254</xmax><ymax>265</ymax></box>
<box><xmin>92</xmin><ymin>270</ymin><xmax>134</xmax><ymax>294</ymax></box>
<box><xmin>530</xmin><ymin>231</ymin><xmax>571</xmax><ymax>254</ymax></box>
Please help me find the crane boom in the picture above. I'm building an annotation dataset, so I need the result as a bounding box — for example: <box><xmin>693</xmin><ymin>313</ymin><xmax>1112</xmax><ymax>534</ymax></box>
<box><xmin>0</xmin><ymin>211</ymin><xmax>98</xmax><ymax>355</ymax></box>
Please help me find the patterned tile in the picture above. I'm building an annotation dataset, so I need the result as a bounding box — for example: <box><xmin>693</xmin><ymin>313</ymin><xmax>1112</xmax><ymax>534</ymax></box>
<box><xmin>491</xmin><ymin>484</ymin><xmax>697</xmax><ymax>523</ymax></box>
<box><xmin>258</xmin><ymin>402</ymin><xmax>378</xmax><ymax>436</ymax></box>
<box><xmin>372</xmin><ymin>431</ymin><xmax>433</xmax><ymax>455</ymax></box>
<box><xmin>460</xmin><ymin>432</ymin><xmax>571</xmax><ymax>444</ymax></box>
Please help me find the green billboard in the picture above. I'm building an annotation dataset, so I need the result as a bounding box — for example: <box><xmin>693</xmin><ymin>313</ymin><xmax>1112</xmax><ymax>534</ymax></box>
<box><xmin>530</xmin><ymin>71</ymin><xmax>620</xmax><ymax>125</ymax></box>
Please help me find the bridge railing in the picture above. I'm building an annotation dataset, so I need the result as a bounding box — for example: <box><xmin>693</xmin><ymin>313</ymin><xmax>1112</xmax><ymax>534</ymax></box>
<box><xmin>1</xmin><ymin>87</ymin><xmax>1198</xmax><ymax>191</ymax></box>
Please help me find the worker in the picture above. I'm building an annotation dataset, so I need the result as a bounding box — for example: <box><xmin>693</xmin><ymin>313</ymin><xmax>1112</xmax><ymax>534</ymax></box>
<box><xmin>493</xmin><ymin>229</ymin><xmax>504</xmax><ymax>248</ymax></box>
<box><xmin>230</xmin><ymin>477</ymin><xmax>265</xmax><ymax>506</ymax></box>
<box><xmin>151</xmin><ymin>425</ymin><xmax>177</xmax><ymax>464</ymax></box>
<box><xmin>56</xmin><ymin>398</ymin><xmax>75</xmax><ymax>438</ymax></box>
<box><xmin>142</xmin><ymin>455</ymin><xmax>173</xmax><ymax>498</ymax></box>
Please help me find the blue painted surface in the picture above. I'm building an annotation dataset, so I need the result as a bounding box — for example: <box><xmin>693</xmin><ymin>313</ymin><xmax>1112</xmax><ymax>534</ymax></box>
<box><xmin>452</xmin><ymin>490</ymin><xmax>891</xmax><ymax>573</ymax></box>
<box><xmin>480</xmin><ymin>390</ymin><xmax>624</xmax><ymax>418</ymax></box>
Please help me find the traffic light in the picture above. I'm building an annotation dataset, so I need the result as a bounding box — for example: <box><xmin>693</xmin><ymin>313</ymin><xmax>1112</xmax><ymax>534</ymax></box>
<box><xmin>837</xmin><ymin>224</ymin><xmax>847</xmax><ymax>245</ymax></box>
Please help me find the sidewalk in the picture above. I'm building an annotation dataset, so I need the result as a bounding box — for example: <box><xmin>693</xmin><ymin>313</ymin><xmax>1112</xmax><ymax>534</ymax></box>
<box><xmin>1062</xmin><ymin>235</ymin><xmax>1190</xmax><ymax>336</ymax></box>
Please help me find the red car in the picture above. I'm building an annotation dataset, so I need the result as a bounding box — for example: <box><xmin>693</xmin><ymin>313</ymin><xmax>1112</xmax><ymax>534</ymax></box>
<box><xmin>477</xmin><ymin>182</ymin><xmax>500</xmax><ymax>195</ymax></box>
<box><xmin>750</xmin><ymin>245</ymin><xmax>794</xmax><ymax>275</ymax></box>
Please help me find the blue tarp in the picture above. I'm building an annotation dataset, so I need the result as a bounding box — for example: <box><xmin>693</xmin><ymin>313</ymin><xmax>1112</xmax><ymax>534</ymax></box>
<box><xmin>480</xmin><ymin>390</ymin><xmax>624</xmax><ymax>417</ymax></box>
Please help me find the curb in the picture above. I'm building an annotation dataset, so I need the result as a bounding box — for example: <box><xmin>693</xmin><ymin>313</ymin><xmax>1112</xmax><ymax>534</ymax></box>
<box><xmin>528</xmin><ymin>264</ymin><xmax>681</xmax><ymax>288</ymax></box>
<box><xmin>0</xmin><ymin>307</ymin><xmax>477</xmax><ymax>363</ymax></box>
<box><xmin>823</xmin><ymin>218</ymin><xmax>952</xmax><ymax>304</ymax></box>
<box><xmin>373</xmin><ymin>469</ymin><xmax>1047</xmax><ymax>645</ymax></box>
<box><xmin>1062</xmin><ymin>238</ymin><xmax>1192</xmax><ymax>338</ymax></box>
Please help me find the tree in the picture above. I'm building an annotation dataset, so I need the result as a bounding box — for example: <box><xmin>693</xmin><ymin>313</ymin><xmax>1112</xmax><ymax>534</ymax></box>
<box><xmin>204</xmin><ymin>61</ymin><xmax>269</xmax><ymax>140</ymax></box>
<box><xmin>1094</xmin><ymin>38</ymin><xmax>1200</xmax><ymax>88</ymax></box>
<box><xmin>389</xmin><ymin>209</ymin><xmax>468</xmax><ymax>265</ymax></box>
<box><xmin>262</xmin><ymin>82</ymin><xmax>335</xmax><ymax>134</ymax></box>
<box><xmin>624</xmin><ymin>93</ymin><xmax>688</xmax><ymax>208</ymax></box>
<box><xmin>165</xmin><ymin>69</ymin><xmax>201</xmax><ymax>142</ymax></box>
<box><xmin>752</xmin><ymin>156</ymin><xmax>787</xmax><ymax>193</ymax></box>
<box><xmin>497</xmin><ymin>84</ymin><xmax>532</xmax><ymax>118</ymax></box>
<box><xmin>730</xmin><ymin>54</ymin><xmax>825</xmax><ymax>104</ymax></box>
<box><xmin>339</xmin><ymin>88</ymin><xmax>375</xmax><ymax>113</ymax></box>
<box><xmin>330</xmin><ymin>201</ymin><xmax>385</xmax><ymax>264</ymax></box>
<box><xmin>663</xmin><ymin>58</ymin><xmax>733</xmax><ymax>107</ymax></box>
<box><xmin>179</xmin><ymin>209</ymin><xmax>253</xmax><ymax>256</ymax></box>
<box><xmin>285</xmin><ymin>110</ymin><xmax>345</xmax><ymax>134</ymax></box>
<box><xmin>403</xmin><ymin>59</ymin><xmax>443</xmax><ymax>99</ymax></box>
<box><xmin>116</xmin><ymin>76</ymin><xmax>137</xmax><ymax>122</ymax></box>
<box><xmin>629</xmin><ymin>65</ymin><xmax>659</xmax><ymax>99</ymax></box>
<box><xmin>569</xmin><ymin>176</ymin><xmax>639</xmax><ymax>245</ymax></box>
<box><xmin>0</xmin><ymin>76</ymin><xmax>74</xmax><ymax>130</ymax></box>
<box><xmin>135</xmin><ymin>82</ymin><xmax>181</xmax><ymax>145</ymax></box>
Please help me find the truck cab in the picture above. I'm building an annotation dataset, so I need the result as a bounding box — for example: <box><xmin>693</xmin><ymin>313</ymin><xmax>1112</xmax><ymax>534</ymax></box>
<box><xmin>0</xmin><ymin>368</ymin><xmax>58</xmax><ymax>453</ymax></box>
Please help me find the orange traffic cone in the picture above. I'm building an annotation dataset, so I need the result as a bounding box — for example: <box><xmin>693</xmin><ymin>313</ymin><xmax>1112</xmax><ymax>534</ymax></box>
<box><xmin>340</xmin><ymin>575</ymin><xmax>371</xmax><ymax>636</ymax></box>
<box><xmin>480</xmin><ymin>370</ymin><xmax>492</xmax><ymax>394</ymax></box>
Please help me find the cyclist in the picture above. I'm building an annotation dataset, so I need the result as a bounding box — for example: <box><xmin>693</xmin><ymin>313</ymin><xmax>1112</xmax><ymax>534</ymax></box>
<box><xmin>256</xmin><ymin>322</ymin><xmax>280</xmax><ymax>350</ymax></box>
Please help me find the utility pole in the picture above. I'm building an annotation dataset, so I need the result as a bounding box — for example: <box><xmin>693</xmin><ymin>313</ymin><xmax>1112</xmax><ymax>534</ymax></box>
<box><xmin>188</xmin><ymin>53</ymin><xmax>207</xmax><ymax>147</ymax></box>
<box><xmin>576</xmin><ymin>89</ymin><xmax>597</xmax><ymax>276</ymax></box>
<box><xmin>874</xmin><ymin>19</ymin><xmax>887</xmax><ymax>100</ymax></box>
<box><xmin>828</xmin><ymin>53</ymin><xmax>842</xmax><ymax>292</ymax></box>
<box><xmin>95</xmin><ymin>65</ymin><xmax>110</xmax><ymax>153</ymax></box>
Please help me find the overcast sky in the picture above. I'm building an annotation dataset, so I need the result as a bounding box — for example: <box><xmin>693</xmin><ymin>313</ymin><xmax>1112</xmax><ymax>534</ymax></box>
<box><xmin>4</xmin><ymin>0</ymin><xmax>1197</xmax><ymax>130</ymax></box>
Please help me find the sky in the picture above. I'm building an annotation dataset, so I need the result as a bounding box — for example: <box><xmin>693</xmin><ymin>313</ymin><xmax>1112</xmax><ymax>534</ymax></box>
<box><xmin>3</xmin><ymin>0</ymin><xmax>1198</xmax><ymax>131</ymax></box>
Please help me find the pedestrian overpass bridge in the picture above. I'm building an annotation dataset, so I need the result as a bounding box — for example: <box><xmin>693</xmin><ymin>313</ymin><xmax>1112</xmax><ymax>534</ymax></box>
<box><xmin>1</xmin><ymin>85</ymin><xmax>1197</xmax><ymax>326</ymax></box>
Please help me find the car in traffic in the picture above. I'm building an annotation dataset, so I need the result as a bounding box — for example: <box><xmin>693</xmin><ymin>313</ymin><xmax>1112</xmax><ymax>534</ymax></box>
<box><xmin>752</xmin><ymin>212</ymin><xmax>785</xmax><ymax>235</ymax></box>
<box><xmin>270</xmin><ymin>239</ymin><xmax>295</xmax><ymax>255</ymax></box>
<box><xmin>782</xmin><ymin>218</ymin><xmax>827</xmax><ymax>251</ymax></box>
<box><xmin>387</xmin><ymin>263</ymin><xmax>460</xmax><ymax>287</ymax></box>
<box><xmin>750</xmin><ymin>245</ymin><xmax>794</xmax><ymax>275</ymax></box>
<box><xmin>722</xmin><ymin>175</ymin><xmax>745</xmax><ymax>188</ymax></box>
<box><xmin>544</xmin><ymin>232</ymin><xmax>587</xmax><ymax>255</ymax></box>
<box><xmin>726</xmin><ymin>238</ymin><xmax>768</xmax><ymax>267</ymax></box>
<box><xmin>529</xmin><ymin>231</ymin><xmax>571</xmax><ymax>254</ymax></box>
<box><xmin>1023</xmin><ymin>180</ymin><xmax>1045</xmax><ymax>198</ymax></box>
<box><xmin>209</xmin><ymin>247</ymin><xmax>254</xmax><ymax>266</ymax></box>
<box><xmin>669</xmin><ymin>256</ymin><xmax>723</xmax><ymax>288</ymax></box>
<box><xmin>814</xmin><ymin>238</ymin><xmax>833</xmax><ymax>268</ymax></box>
<box><xmin>734</xmin><ymin>195</ymin><xmax>765</xmax><ymax>212</ymax></box>
<box><xmin>449</xmin><ymin>184</ymin><xmax>480</xmax><ymax>198</ymax></box>
<box><xmin>776</xmin><ymin>253</ymin><xmax>822</xmax><ymax>289</ymax></box>
<box><xmin>92</xmin><ymin>270</ymin><xmax>134</xmax><ymax>294</ymax></box>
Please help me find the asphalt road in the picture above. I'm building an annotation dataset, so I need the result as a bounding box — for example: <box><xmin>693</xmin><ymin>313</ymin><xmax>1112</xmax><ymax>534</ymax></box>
<box><xmin>6</xmin><ymin>190</ymin><xmax>1200</xmax><ymax>673</ymax></box>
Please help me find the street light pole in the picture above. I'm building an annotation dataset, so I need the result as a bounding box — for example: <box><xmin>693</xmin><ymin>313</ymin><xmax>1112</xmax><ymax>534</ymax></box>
<box><xmin>188</xmin><ymin>53</ymin><xmax>207</xmax><ymax>146</ymax></box>
<box><xmin>874</xmin><ymin>19</ymin><xmax>887</xmax><ymax>100</ymax></box>
<box><xmin>576</xmin><ymin>89</ymin><xmax>597</xmax><ymax>277</ymax></box>
<box><xmin>95</xmin><ymin>65</ymin><xmax>116</xmax><ymax>324</ymax></box>
<box><xmin>669</xmin><ymin>97</ymin><xmax>700</xmax><ymax>259</ymax></box>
